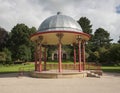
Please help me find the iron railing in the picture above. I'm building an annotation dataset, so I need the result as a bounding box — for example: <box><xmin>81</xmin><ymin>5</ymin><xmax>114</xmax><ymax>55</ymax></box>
<box><xmin>18</xmin><ymin>62</ymin><xmax>101</xmax><ymax>76</ymax></box>
<box><xmin>43</xmin><ymin>63</ymin><xmax>101</xmax><ymax>71</ymax></box>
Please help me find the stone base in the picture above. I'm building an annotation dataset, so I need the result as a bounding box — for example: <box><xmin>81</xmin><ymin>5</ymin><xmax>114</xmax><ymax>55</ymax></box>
<box><xmin>30</xmin><ymin>70</ymin><xmax>87</xmax><ymax>78</ymax></box>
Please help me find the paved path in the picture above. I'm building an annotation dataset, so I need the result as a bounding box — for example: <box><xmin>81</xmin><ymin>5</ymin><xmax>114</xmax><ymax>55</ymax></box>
<box><xmin>0</xmin><ymin>73</ymin><xmax>120</xmax><ymax>93</ymax></box>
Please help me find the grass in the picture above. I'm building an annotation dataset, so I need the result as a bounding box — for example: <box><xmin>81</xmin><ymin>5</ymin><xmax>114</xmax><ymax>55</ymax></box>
<box><xmin>0</xmin><ymin>62</ymin><xmax>120</xmax><ymax>73</ymax></box>
<box><xmin>101</xmin><ymin>66</ymin><xmax>120</xmax><ymax>73</ymax></box>
<box><xmin>0</xmin><ymin>63</ymin><xmax>34</xmax><ymax>74</ymax></box>
<box><xmin>0</xmin><ymin>62</ymin><xmax>71</xmax><ymax>74</ymax></box>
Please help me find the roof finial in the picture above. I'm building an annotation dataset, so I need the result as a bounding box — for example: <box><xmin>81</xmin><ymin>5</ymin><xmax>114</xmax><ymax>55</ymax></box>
<box><xmin>57</xmin><ymin>12</ymin><xmax>62</xmax><ymax>15</ymax></box>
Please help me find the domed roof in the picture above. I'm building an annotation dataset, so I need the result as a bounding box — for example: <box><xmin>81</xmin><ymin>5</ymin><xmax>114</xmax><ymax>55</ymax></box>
<box><xmin>38</xmin><ymin>12</ymin><xmax>82</xmax><ymax>32</ymax></box>
<box><xmin>30</xmin><ymin>12</ymin><xmax>90</xmax><ymax>45</ymax></box>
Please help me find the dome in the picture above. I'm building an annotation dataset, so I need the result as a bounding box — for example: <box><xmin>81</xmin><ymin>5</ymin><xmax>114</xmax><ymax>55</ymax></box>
<box><xmin>38</xmin><ymin>12</ymin><xmax>82</xmax><ymax>32</ymax></box>
<box><xmin>31</xmin><ymin>12</ymin><xmax>90</xmax><ymax>45</ymax></box>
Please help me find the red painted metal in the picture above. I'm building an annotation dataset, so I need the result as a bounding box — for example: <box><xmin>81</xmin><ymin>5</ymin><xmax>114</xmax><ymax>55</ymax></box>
<box><xmin>82</xmin><ymin>41</ymin><xmax>86</xmax><ymax>70</ymax></box>
<box><xmin>44</xmin><ymin>63</ymin><xmax>101</xmax><ymax>71</ymax></box>
<box><xmin>58</xmin><ymin>42</ymin><xmax>62</xmax><ymax>72</ymax></box>
<box><xmin>56</xmin><ymin>33</ymin><xmax>63</xmax><ymax>73</ymax></box>
<box><xmin>30</xmin><ymin>30</ymin><xmax>91</xmax><ymax>39</ymax></box>
<box><xmin>34</xmin><ymin>51</ymin><xmax>37</xmax><ymax>71</ymax></box>
<box><xmin>44</xmin><ymin>47</ymin><xmax>47</xmax><ymax>71</ymax></box>
<box><xmin>73</xmin><ymin>44</ymin><xmax>76</xmax><ymax>69</ymax></box>
<box><xmin>34</xmin><ymin>45</ymin><xmax>37</xmax><ymax>71</ymax></box>
<box><xmin>78</xmin><ymin>40</ymin><xmax>82</xmax><ymax>72</ymax></box>
<box><xmin>30</xmin><ymin>26</ymin><xmax>91</xmax><ymax>73</ymax></box>
<box><xmin>39</xmin><ymin>45</ymin><xmax>42</xmax><ymax>72</ymax></box>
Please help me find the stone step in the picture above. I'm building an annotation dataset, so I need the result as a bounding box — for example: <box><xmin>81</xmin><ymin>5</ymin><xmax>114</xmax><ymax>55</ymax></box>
<box><xmin>87</xmin><ymin>72</ymin><xmax>100</xmax><ymax>78</ymax></box>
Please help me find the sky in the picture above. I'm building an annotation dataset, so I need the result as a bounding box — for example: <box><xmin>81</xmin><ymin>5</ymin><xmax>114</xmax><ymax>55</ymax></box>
<box><xmin>0</xmin><ymin>0</ymin><xmax>120</xmax><ymax>42</ymax></box>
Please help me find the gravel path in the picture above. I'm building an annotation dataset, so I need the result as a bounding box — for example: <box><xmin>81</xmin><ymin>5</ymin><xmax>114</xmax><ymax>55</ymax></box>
<box><xmin>0</xmin><ymin>73</ymin><xmax>120</xmax><ymax>93</ymax></box>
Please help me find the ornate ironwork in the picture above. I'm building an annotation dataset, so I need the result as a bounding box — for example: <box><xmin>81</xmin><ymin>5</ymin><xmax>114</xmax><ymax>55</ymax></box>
<box><xmin>38</xmin><ymin>36</ymin><xmax>43</xmax><ymax>44</ymax></box>
<box><xmin>56</xmin><ymin>33</ymin><xmax>64</xmax><ymax>42</ymax></box>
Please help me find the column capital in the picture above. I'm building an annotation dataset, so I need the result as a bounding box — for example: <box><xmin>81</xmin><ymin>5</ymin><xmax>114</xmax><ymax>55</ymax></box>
<box><xmin>82</xmin><ymin>40</ymin><xmax>86</xmax><ymax>43</ymax></box>
<box><xmin>56</xmin><ymin>33</ymin><xmax>64</xmax><ymax>42</ymax></box>
<box><xmin>76</xmin><ymin>35</ymin><xmax>82</xmax><ymax>42</ymax></box>
<box><xmin>38</xmin><ymin>36</ymin><xmax>43</xmax><ymax>45</ymax></box>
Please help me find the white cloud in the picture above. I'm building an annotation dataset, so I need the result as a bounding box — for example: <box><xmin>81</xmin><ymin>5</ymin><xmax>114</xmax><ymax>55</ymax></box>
<box><xmin>0</xmin><ymin>0</ymin><xmax>120</xmax><ymax>42</ymax></box>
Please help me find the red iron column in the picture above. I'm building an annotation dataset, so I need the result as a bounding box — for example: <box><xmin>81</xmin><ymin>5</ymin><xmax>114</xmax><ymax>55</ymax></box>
<box><xmin>82</xmin><ymin>40</ymin><xmax>86</xmax><ymax>70</ymax></box>
<box><xmin>56</xmin><ymin>33</ymin><xmax>64</xmax><ymax>73</ymax></box>
<box><xmin>44</xmin><ymin>46</ymin><xmax>47</xmax><ymax>71</ymax></box>
<box><xmin>58</xmin><ymin>42</ymin><xmax>62</xmax><ymax>72</ymax></box>
<box><xmin>39</xmin><ymin>44</ymin><xmax>42</xmax><ymax>72</ymax></box>
<box><xmin>34</xmin><ymin>46</ymin><xmax>37</xmax><ymax>71</ymax></box>
<box><xmin>73</xmin><ymin>43</ymin><xmax>76</xmax><ymax>69</ymax></box>
<box><xmin>38</xmin><ymin>36</ymin><xmax>43</xmax><ymax>72</ymax></box>
<box><xmin>77</xmin><ymin>36</ymin><xmax>82</xmax><ymax>72</ymax></box>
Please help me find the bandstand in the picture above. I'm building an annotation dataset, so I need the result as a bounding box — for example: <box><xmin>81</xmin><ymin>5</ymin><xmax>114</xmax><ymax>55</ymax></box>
<box><xmin>30</xmin><ymin>12</ymin><xmax>98</xmax><ymax>78</ymax></box>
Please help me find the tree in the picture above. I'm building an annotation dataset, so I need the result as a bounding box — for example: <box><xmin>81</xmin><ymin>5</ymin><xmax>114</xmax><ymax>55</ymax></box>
<box><xmin>108</xmin><ymin>44</ymin><xmax>120</xmax><ymax>65</ymax></box>
<box><xmin>9</xmin><ymin>23</ymin><xmax>36</xmax><ymax>61</ymax></box>
<box><xmin>17</xmin><ymin>45</ymin><xmax>31</xmax><ymax>62</ymax></box>
<box><xmin>47</xmin><ymin>45</ymin><xmax>57</xmax><ymax>60</ymax></box>
<box><xmin>93</xmin><ymin>28</ymin><xmax>112</xmax><ymax>49</ymax></box>
<box><xmin>88</xmin><ymin>51</ymin><xmax>100</xmax><ymax>62</ymax></box>
<box><xmin>3</xmin><ymin>48</ymin><xmax>12</xmax><ymax>61</ymax></box>
<box><xmin>0</xmin><ymin>27</ymin><xmax>9</xmax><ymax>51</ymax></box>
<box><xmin>29</xmin><ymin>27</ymin><xmax>36</xmax><ymax>61</ymax></box>
<box><xmin>97</xmin><ymin>47</ymin><xmax>109</xmax><ymax>64</ymax></box>
<box><xmin>0</xmin><ymin>48</ymin><xmax>12</xmax><ymax>64</ymax></box>
<box><xmin>3</xmin><ymin>48</ymin><xmax>12</xmax><ymax>64</ymax></box>
<box><xmin>77</xmin><ymin>17</ymin><xmax>93</xmax><ymax>62</ymax></box>
<box><xmin>29</xmin><ymin>27</ymin><xmax>36</xmax><ymax>35</ymax></box>
<box><xmin>77</xmin><ymin>17</ymin><xmax>92</xmax><ymax>34</ymax></box>
<box><xmin>10</xmin><ymin>24</ymin><xmax>30</xmax><ymax>46</ymax></box>
<box><xmin>0</xmin><ymin>52</ymin><xmax>6</xmax><ymax>63</ymax></box>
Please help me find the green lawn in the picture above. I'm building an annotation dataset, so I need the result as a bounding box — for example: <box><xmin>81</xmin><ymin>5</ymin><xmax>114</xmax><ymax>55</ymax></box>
<box><xmin>0</xmin><ymin>62</ymin><xmax>70</xmax><ymax>73</ymax></box>
<box><xmin>0</xmin><ymin>62</ymin><xmax>120</xmax><ymax>73</ymax></box>
<box><xmin>101</xmin><ymin>66</ymin><xmax>120</xmax><ymax>73</ymax></box>
<box><xmin>0</xmin><ymin>63</ymin><xmax>34</xmax><ymax>74</ymax></box>
<box><xmin>0</xmin><ymin>62</ymin><xmax>59</xmax><ymax>73</ymax></box>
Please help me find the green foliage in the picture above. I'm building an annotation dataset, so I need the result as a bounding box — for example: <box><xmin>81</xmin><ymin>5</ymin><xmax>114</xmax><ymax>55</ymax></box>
<box><xmin>77</xmin><ymin>17</ymin><xmax>92</xmax><ymax>34</ymax></box>
<box><xmin>102</xmin><ymin>66</ymin><xmax>120</xmax><ymax>73</ymax></box>
<box><xmin>98</xmin><ymin>47</ymin><xmax>109</xmax><ymax>62</ymax></box>
<box><xmin>47</xmin><ymin>45</ymin><xmax>57</xmax><ymax>58</ymax></box>
<box><xmin>63</xmin><ymin>45</ymin><xmax>73</xmax><ymax>55</ymax></box>
<box><xmin>86</xmin><ymin>28</ymin><xmax>114</xmax><ymax>64</ymax></box>
<box><xmin>77</xmin><ymin>17</ymin><xmax>94</xmax><ymax>62</ymax></box>
<box><xmin>0</xmin><ymin>52</ymin><xmax>6</xmax><ymax>62</ymax></box>
<box><xmin>0</xmin><ymin>17</ymin><xmax>120</xmax><ymax>66</ymax></box>
<box><xmin>3</xmin><ymin>48</ymin><xmax>12</xmax><ymax>61</ymax></box>
<box><xmin>0</xmin><ymin>48</ymin><xmax>12</xmax><ymax>64</ymax></box>
<box><xmin>93</xmin><ymin>28</ymin><xmax>112</xmax><ymax>48</ymax></box>
<box><xmin>17</xmin><ymin>45</ymin><xmax>31</xmax><ymax>62</ymax></box>
<box><xmin>10</xmin><ymin>24</ymin><xmax>30</xmax><ymax>46</ymax></box>
<box><xmin>0</xmin><ymin>63</ymin><xmax>34</xmax><ymax>73</ymax></box>
<box><xmin>8</xmin><ymin>23</ymin><xmax>36</xmax><ymax>61</ymax></box>
<box><xmin>88</xmin><ymin>51</ymin><xmax>100</xmax><ymax>62</ymax></box>
<box><xmin>108</xmin><ymin>44</ymin><xmax>120</xmax><ymax>65</ymax></box>
<box><xmin>0</xmin><ymin>27</ymin><xmax>9</xmax><ymax>51</ymax></box>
